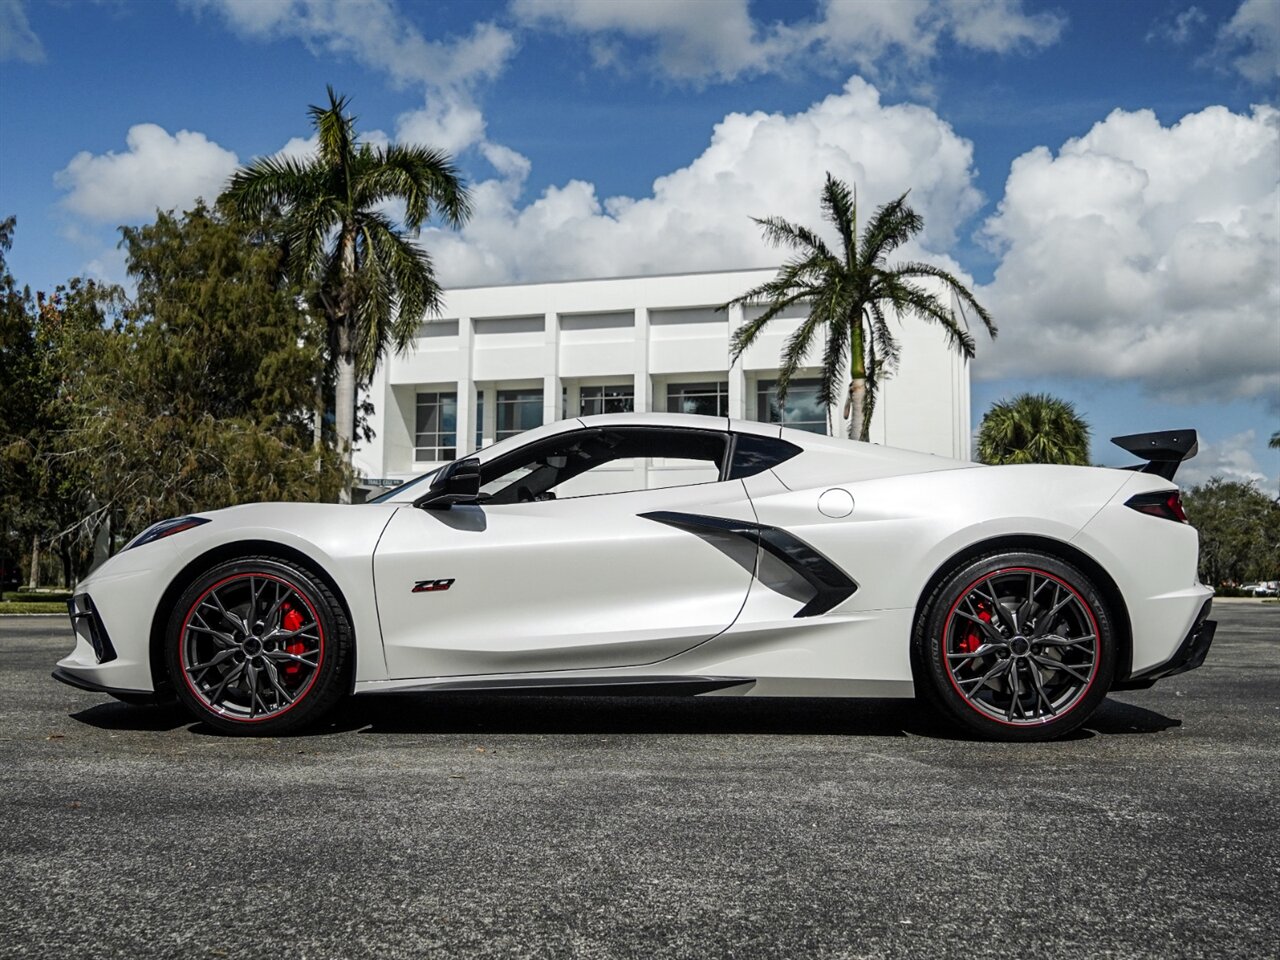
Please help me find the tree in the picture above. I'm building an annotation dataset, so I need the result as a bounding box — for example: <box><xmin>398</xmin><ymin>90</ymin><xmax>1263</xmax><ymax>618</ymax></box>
<box><xmin>726</xmin><ymin>173</ymin><xmax>994</xmax><ymax>440</ymax></box>
<box><xmin>976</xmin><ymin>392</ymin><xmax>1091</xmax><ymax>466</ymax></box>
<box><xmin>1270</xmin><ymin>431</ymin><xmax>1279</xmax><ymax>449</ymax></box>
<box><xmin>221</xmin><ymin>87</ymin><xmax>471</xmax><ymax>500</ymax></box>
<box><xmin>0</xmin><ymin>215</ymin><xmax>44</xmax><ymax>584</ymax></box>
<box><xmin>1183</xmin><ymin>478</ymin><xmax>1280</xmax><ymax>586</ymax></box>
<box><xmin>89</xmin><ymin>204</ymin><xmax>346</xmax><ymax>537</ymax></box>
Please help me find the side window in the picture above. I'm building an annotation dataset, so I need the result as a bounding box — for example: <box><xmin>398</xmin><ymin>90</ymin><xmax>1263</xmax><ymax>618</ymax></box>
<box><xmin>727</xmin><ymin>434</ymin><xmax>802</xmax><ymax>479</ymax></box>
<box><xmin>480</xmin><ymin>428</ymin><xmax>729</xmax><ymax>503</ymax></box>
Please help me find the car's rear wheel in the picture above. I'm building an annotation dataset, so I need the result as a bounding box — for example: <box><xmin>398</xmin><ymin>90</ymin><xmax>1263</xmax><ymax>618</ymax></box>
<box><xmin>914</xmin><ymin>551</ymin><xmax>1115</xmax><ymax>741</ymax></box>
<box><xmin>165</xmin><ymin>557</ymin><xmax>351</xmax><ymax>735</ymax></box>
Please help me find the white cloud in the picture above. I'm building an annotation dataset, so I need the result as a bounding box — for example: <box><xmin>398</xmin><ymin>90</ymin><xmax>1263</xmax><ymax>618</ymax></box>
<box><xmin>1213</xmin><ymin>0</ymin><xmax>1280</xmax><ymax>84</ymax></box>
<box><xmin>395</xmin><ymin>100</ymin><xmax>487</xmax><ymax>157</ymax></box>
<box><xmin>54</xmin><ymin>124</ymin><xmax>241</xmax><ymax>222</ymax></box>
<box><xmin>512</xmin><ymin>0</ymin><xmax>1064</xmax><ymax>84</ymax></box>
<box><xmin>425</xmin><ymin>76</ymin><xmax>982</xmax><ymax>287</ymax></box>
<box><xmin>184</xmin><ymin>0</ymin><xmax>515</xmax><ymax>89</ymax></box>
<box><xmin>512</xmin><ymin>0</ymin><xmax>779</xmax><ymax>82</ymax></box>
<box><xmin>941</xmin><ymin>0</ymin><xmax>1065</xmax><ymax>52</ymax></box>
<box><xmin>1146</xmin><ymin>6</ymin><xmax>1207</xmax><ymax>46</ymax></box>
<box><xmin>1177</xmin><ymin>430</ymin><xmax>1270</xmax><ymax>487</ymax></box>
<box><xmin>817</xmin><ymin>0</ymin><xmax>1064</xmax><ymax>71</ymax></box>
<box><xmin>185</xmin><ymin>0</ymin><xmax>514</xmax><ymax>156</ymax></box>
<box><xmin>0</xmin><ymin>0</ymin><xmax>43</xmax><ymax>63</ymax></box>
<box><xmin>976</xmin><ymin>104</ymin><xmax>1280</xmax><ymax>409</ymax></box>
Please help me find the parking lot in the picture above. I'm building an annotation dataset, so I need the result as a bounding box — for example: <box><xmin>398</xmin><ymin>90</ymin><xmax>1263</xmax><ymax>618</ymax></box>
<box><xmin>2</xmin><ymin>602</ymin><xmax>1277</xmax><ymax>959</ymax></box>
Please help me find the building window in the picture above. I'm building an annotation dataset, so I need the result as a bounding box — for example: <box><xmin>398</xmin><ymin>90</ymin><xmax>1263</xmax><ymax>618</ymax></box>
<box><xmin>756</xmin><ymin>379</ymin><xmax>826</xmax><ymax>434</ymax></box>
<box><xmin>475</xmin><ymin>394</ymin><xmax>484</xmax><ymax>448</ymax></box>
<box><xmin>496</xmin><ymin>389</ymin><xmax>543</xmax><ymax>441</ymax></box>
<box><xmin>579</xmin><ymin>384</ymin><xmax>634</xmax><ymax>417</ymax></box>
<box><xmin>415</xmin><ymin>391</ymin><xmax>457</xmax><ymax>462</ymax></box>
<box><xmin>666</xmin><ymin>381</ymin><xmax>729</xmax><ymax>418</ymax></box>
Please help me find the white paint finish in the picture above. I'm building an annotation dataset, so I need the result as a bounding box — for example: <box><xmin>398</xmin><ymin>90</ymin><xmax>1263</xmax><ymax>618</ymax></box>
<box><xmin>372</xmin><ymin>480</ymin><xmax>758</xmax><ymax>677</ymax></box>
<box><xmin>57</xmin><ymin>502</ymin><xmax>401</xmax><ymax>692</ymax></box>
<box><xmin>54</xmin><ymin>536</ymin><xmax>186</xmax><ymax>692</ymax></box>
<box><xmin>1073</xmin><ymin>471</ymin><xmax>1213</xmax><ymax>673</ymax></box>
<box><xmin>668</xmin><ymin>610</ymin><xmax>918</xmax><ymax>687</ymax></box>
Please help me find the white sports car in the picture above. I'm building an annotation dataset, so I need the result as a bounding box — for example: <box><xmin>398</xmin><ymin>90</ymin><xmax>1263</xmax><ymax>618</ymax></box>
<box><xmin>55</xmin><ymin>413</ymin><xmax>1215</xmax><ymax>741</ymax></box>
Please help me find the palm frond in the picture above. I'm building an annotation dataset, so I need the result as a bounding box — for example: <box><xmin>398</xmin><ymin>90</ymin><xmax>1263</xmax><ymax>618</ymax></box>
<box><xmin>861</xmin><ymin>192</ymin><xmax>922</xmax><ymax>265</ymax></box>
<box><xmin>221</xmin><ymin>155</ymin><xmax>324</xmax><ymax>219</ymax></box>
<box><xmin>355</xmin><ymin>212</ymin><xmax>441</xmax><ymax>377</ymax></box>
<box><xmin>728</xmin><ymin>286</ymin><xmax>816</xmax><ymax>362</ymax></box>
<box><xmin>354</xmin><ymin>144</ymin><xmax>472</xmax><ymax>229</ymax></box>
<box><xmin>879</xmin><ymin>275</ymin><xmax>977</xmax><ymax>358</ymax></box>
<box><xmin>775</xmin><ymin>303</ymin><xmax>827</xmax><ymax>402</ymax></box>
<box><xmin>893</xmin><ymin>260</ymin><xmax>997</xmax><ymax>337</ymax></box>
<box><xmin>817</xmin><ymin>305</ymin><xmax>850</xmax><ymax>412</ymax></box>
<box><xmin>753</xmin><ymin>216</ymin><xmax>836</xmax><ymax>262</ymax></box>
<box><xmin>310</xmin><ymin>86</ymin><xmax>357</xmax><ymax>173</ymax></box>
<box><xmin>819</xmin><ymin>173</ymin><xmax>857</xmax><ymax>268</ymax></box>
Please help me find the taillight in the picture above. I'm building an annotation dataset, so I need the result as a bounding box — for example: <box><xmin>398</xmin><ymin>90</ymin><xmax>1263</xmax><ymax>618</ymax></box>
<box><xmin>1125</xmin><ymin>490</ymin><xmax>1188</xmax><ymax>523</ymax></box>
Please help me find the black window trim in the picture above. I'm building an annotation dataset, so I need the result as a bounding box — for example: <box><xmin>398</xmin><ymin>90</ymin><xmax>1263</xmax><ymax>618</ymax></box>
<box><xmin>413</xmin><ymin>424</ymin><xmax>805</xmax><ymax>507</ymax></box>
<box><xmin>474</xmin><ymin>424</ymin><xmax>734</xmax><ymax>504</ymax></box>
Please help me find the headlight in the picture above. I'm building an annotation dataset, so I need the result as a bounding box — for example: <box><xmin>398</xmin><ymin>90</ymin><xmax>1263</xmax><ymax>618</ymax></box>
<box><xmin>125</xmin><ymin>516</ymin><xmax>211</xmax><ymax>550</ymax></box>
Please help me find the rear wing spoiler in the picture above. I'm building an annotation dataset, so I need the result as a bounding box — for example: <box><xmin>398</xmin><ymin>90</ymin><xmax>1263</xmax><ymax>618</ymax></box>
<box><xmin>1111</xmin><ymin>429</ymin><xmax>1198</xmax><ymax>482</ymax></box>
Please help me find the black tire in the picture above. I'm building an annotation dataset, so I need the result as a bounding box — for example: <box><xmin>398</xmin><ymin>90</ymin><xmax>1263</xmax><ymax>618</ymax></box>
<box><xmin>165</xmin><ymin>556</ymin><xmax>352</xmax><ymax>735</ymax></box>
<box><xmin>913</xmin><ymin>551</ymin><xmax>1115</xmax><ymax>742</ymax></box>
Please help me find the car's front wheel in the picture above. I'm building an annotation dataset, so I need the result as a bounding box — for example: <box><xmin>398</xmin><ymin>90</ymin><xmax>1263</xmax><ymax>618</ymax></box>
<box><xmin>914</xmin><ymin>551</ymin><xmax>1116</xmax><ymax>741</ymax></box>
<box><xmin>165</xmin><ymin>557</ymin><xmax>352</xmax><ymax>735</ymax></box>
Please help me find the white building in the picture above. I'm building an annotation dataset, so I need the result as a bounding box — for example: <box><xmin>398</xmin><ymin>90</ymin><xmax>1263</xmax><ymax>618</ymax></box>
<box><xmin>354</xmin><ymin>267</ymin><xmax>971</xmax><ymax>491</ymax></box>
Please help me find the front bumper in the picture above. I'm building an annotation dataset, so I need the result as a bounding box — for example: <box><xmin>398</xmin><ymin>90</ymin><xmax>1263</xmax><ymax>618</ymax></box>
<box><xmin>1114</xmin><ymin>599</ymin><xmax>1216</xmax><ymax>690</ymax></box>
<box><xmin>66</xmin><ymin>593</ymin><xmax>117</xmax><ymax>663</ymax></box>
<box><xmin>55</xmin><ymin>579</ymin><xmax>159</xmax><ymax>695</ymax></box>
<box><xmin>51</xmin><ymin>664</ymin><xmax>153</xmax><ymax>698</ymax></box>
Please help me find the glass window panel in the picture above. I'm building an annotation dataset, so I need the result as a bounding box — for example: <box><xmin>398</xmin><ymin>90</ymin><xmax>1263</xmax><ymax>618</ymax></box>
<box><xmin>414</xmin><ymin>391</ymin><xmax>458</xmax><ymax>461</ymax></box>
<box><xmin>667</xmin><ymin>381</ymin><xmax>729</xmax><ymax>418</ymax></box>
<box><xmin>756</xmin><ymin>379</ymin><xmax>826</xmax><ymax>434</ymax></box>
<box><xmin>496</xmin><ymin>389</ymin><xmax>543</xmax><ymax>440</ymax></box>
<box><xmin>579</xmin><ymin>384</ymin><xmax>634</xmax><ymax>417</ymax></box>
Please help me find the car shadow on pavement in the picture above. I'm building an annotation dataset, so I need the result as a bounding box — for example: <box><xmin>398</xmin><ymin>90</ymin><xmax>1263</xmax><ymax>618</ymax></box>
<box><xmin>68</xmin><ymin>692</ymin><xmax>1181</xmax><ymax>741</ymax></box>
<box><xmin>70</xmin><ymin>700</ymin><xmax>191</xmax><ymax>732</ymax></box>
<box><xmin>323</xmin><ymin>691</ymin><xmax>1182</xmax><ymax>740</ymax></box>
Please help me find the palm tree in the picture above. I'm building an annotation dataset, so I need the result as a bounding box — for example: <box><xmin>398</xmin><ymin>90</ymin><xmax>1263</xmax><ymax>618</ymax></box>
<box><xmin>727</xmin><ymin>173</ymin><xmax>994</xmax><ymax>440</ymax></box>
<box><xmin>1270</xmin><ymin>431</ymin><xmax>1279</xmax><ymax>449</ymax></box>
<box><xmin>222</xmin><ymin>87</ymin><xmax>471</xmax><ymax>501</ymax></box>
<box><xmin>977</xmin><ymin>392</ymin><xmax>1091</xmax><ymax>465</ymax></box>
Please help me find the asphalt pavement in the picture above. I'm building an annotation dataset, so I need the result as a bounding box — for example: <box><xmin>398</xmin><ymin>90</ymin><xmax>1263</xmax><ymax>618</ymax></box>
<box><xmin>2</xmin><ymin>602</ymin><xmax>1278</xmax><ymax>960</ymax></box>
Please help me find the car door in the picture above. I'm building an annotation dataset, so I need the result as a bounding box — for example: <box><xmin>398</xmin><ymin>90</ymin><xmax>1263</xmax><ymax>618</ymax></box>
<box><xmin>373</xmin><ymin>426</ymin><xmax>759</xmax><ymax>679</ymax></box>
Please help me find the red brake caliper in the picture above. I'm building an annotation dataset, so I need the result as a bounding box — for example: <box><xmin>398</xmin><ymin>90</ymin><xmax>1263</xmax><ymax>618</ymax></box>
<box><xmin>959</xmin><ymin>604</ymin><xmax>992</xmax><ymax>654</ymax></box>
<box><xmin>282</xmin><ymin>605</ymin><xmax>305</xmax><ymax>677</ymax></box>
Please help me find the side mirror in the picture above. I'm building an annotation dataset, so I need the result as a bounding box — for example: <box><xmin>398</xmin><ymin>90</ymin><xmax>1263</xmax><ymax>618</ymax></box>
<box><xmin>416</xmin><ymin>457</ymin><xmax>481</xmax><ymax>510</ymax></box>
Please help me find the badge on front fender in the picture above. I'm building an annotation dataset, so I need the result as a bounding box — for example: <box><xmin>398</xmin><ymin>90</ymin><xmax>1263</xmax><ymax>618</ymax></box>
<box><xmin>412</xmin><ymin>578</ymin><xmax>455</xmax><ymax>593</ymax></box>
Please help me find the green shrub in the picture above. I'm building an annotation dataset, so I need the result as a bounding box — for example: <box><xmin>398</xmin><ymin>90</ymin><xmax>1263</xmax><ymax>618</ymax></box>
<box><xmin>0</xmin><ymin>601</ymin><xmax>69</xmax><ymax>615</ymax></box>
<box><xmin>2</xmin><ymin>590</ymin><xmax>73</xmax><ymax>603</ymax></box>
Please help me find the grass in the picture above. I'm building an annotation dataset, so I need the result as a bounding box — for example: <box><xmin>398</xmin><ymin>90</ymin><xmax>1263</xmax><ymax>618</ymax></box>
<box><xmin>0</xmin><ymin>602</ymin><xmax>68</xmax><ymax>615</ymax></box>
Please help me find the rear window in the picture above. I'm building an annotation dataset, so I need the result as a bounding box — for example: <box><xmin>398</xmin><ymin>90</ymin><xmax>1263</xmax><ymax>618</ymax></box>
<box><xmin>728</xmin><ymin>434</ymin><xmax>802</xmax><ymax>479</ymax></box>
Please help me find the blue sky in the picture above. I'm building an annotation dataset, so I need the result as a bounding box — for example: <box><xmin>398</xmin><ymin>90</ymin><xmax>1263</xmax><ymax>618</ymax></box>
<box><xmin>1</xmin><ymin>0</ymin><xmax>1277</xmax><ymax>485</ymax></box>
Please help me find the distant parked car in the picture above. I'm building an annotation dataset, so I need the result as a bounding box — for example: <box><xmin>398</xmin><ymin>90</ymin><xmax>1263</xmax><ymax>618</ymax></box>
<box><xmin>1240</xmin><ymin>581</ymin><xmax>1279</xmax><ymax>597</ymax></box>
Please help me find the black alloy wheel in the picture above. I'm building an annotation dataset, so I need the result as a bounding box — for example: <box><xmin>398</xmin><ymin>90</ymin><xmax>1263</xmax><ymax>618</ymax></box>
<box><xmin>914</xmin><ymin>551</ymin><xmax>1116</xmax><ymax>741</ymax></box>
<box><xmin>165</xmin><ymin>556</ymin><xmax>352</xmax><ymax>735</ymax></box>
